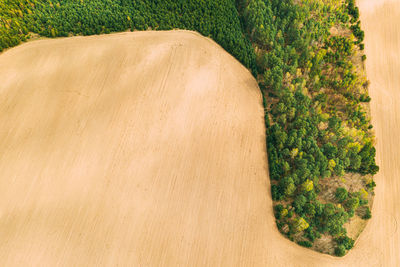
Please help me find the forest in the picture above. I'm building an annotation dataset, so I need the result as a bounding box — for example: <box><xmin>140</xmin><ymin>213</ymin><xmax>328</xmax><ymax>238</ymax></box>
<box><xmin>0</xmin><ymin>0</ymin><xmax>257</xmax><ymax>74</ymax></box>
<box><xmin>240</xmin><ymin>0</ymin><xmax>378</xmax><ymax>256</ymax></box>
<box><xmin>0</xmin><ymin>0</ymin><xmax>378</xmax><ymax>257</ymax></box>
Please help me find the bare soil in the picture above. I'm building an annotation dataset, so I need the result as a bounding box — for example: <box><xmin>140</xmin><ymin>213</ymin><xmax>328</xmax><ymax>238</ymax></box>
<box><xmin>0</xmin><ymin>30</ymin><xmax>272</xmax><ymax>266</ymax></box>
<box><xmin>0</xmin><ymin>7</ymin><xmax>398</xmax><ymax>263</ymax></box>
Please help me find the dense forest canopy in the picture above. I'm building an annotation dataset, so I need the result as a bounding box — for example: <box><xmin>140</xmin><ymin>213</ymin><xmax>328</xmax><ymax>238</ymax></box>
<box><xmin>0</xmin><ymin>0</ymin><xmax>377</xmax><ymax>257</ymax></box>
<box><xmin>0</xmin><ymin>0</ymin><xmax>257</xmax><ymax>73</ymax></box>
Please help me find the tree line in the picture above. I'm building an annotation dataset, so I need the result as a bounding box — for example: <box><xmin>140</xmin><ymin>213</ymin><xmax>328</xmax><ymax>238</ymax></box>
<box><xmin>0</xmin><ymin>0</ymin><xmax>257</xmax><ymax>74</ymax></box>
<box><xmin>241</xmin><ymin>0</ymin><xmax>378</xmax><ymax>256</ymax></box>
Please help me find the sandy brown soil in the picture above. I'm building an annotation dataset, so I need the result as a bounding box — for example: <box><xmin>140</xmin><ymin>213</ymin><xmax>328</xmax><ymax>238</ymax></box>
<box><xmin>0</xmin><ymin>12</ymin><xmax>398</xmax><ymax>264</ymax></box>
<box><xmin>0</xmin><ymin>30</ymin><xmax>272</xmax><ymax>266</ymax></box>
<box><xmin>354</xmin><ymin>0</ymin><xmax>400</xmax><ymax>264</ymax></box>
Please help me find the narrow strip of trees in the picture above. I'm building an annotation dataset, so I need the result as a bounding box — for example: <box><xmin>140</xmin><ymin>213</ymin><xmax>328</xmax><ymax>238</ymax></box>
<box><xmin>242</xmin><ymin>0</ymin><xmax>377</xmax><ymax>256</ymax></box>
